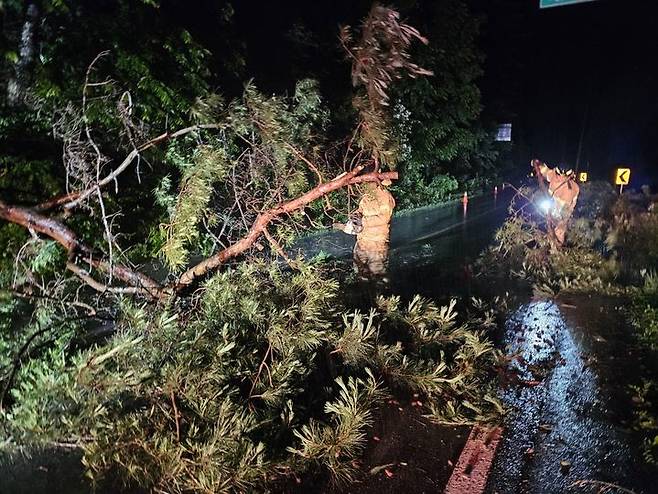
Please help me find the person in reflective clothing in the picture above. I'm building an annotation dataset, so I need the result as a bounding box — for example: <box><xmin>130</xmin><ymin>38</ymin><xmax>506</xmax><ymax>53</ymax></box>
<box><xmin>537</xmin><ymin>162</ymin><xmax>580</xmax><ymax>245</ymax></box>
<box><xmin>334</xmin><ymin>180</ymin><xmax>395</xmax><ymax>279</ymax></box>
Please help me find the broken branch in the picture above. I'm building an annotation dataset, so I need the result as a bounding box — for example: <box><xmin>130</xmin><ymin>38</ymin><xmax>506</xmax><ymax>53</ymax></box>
<box><xmin>36</xmin><ymin>124</ymin><xmax>223</xmax><ymax>212</ymax></box>
<box><xmin>176</xmin><ymin>167</ymin><xmax>397</xmax><ymax>288</ymax></box>
<box><xmin>0</xmin><ymin>200</ymin><xmax>167</xmax><ymax>299</ymax></box>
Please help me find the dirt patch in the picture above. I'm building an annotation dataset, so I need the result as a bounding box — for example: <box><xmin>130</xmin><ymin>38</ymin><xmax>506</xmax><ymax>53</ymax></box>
<box><xmin>287</xmin><ymin>400</ymin><xmax>470</xmax><ymax>494</ymax></box>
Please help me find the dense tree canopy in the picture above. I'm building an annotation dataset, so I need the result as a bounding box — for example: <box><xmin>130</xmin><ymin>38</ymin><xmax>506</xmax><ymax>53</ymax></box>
<box><xmin>0</xmin><ymin>0</ymin><xmax>241</xmax><ymax>271</ymax></box>
<box><xmin>392</xmin><ymin>0</ymin><xmax>501</xmax><ymax>207</ymax></box>
<box><xmin>0</xmin><ymin>3</ymin><xmax>509</xmax><ymax>491</ymax></box>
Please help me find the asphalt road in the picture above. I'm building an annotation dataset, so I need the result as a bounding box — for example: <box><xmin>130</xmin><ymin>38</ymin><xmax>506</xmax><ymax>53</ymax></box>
<box><xmin>294</xmin><ymin>190</ymin><xmax>512</xmax><ymax>299</ymax></box>
<box><xmin>486</xmin><ymin>296</ymin><xmax>658</xmax><ymax>494</ymax></box>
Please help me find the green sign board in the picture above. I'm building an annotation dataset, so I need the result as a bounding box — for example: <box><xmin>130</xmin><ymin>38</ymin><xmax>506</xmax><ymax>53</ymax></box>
<box><xmin>540</xmin><ymin>0</ymin><xmax>596</xmax><ymax>8</ymax></box>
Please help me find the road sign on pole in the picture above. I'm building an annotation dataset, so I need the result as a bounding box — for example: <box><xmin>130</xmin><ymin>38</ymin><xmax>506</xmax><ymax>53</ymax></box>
<box><xmin>578</xmin><ymin>172</ymin><xmax>588</xmax><ymax>183</ymax></box>
<box><xmin>540</xmin><ymin>0</ymin><xmax>597</xmax><ymax>8</ymax></box>
<box><xmin>615</xmin><ymin>168</ymin><xmax>631</xmax><ymax>186</ymax></box>
<box><xmin>615</xmin><ymin>167</ymin><xmax>631</xmax><ymax>194</ymax></box>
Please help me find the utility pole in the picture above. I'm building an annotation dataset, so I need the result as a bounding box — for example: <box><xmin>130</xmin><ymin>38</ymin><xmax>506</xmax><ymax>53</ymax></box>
<box><xmin>574</xmin><ymin>94</ymin><xmax>590</xmax><ymax>175</ymax></box>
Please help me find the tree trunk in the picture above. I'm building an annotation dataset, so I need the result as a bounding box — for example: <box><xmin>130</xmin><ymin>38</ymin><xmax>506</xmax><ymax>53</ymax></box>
<box><xmin>7</xmin><ymin>3</ymin><xmax>39</xmax><ymax>106</ymax></box>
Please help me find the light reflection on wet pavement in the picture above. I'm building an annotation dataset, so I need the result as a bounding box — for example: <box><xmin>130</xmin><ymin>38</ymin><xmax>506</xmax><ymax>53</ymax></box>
<box><xmin>486</xmin><ymin>299</ymin><xmax>657</xmax><ymax>494</ymax></box>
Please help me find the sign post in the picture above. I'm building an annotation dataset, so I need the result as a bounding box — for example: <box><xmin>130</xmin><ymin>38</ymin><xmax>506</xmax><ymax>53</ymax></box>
<box><xmin>615</xmin><ymin>168</ymin><xmax>631</xmax><ymax>194</ymax></box>
<box><xmin>540</xmin><ymin>0</ymin><xmax>597</xmax><ymax>8</ymax></box>
<box><xmin>578</xmin><ymin>172</ymin><xmax>588</xmax><ymax>183</ymax></box>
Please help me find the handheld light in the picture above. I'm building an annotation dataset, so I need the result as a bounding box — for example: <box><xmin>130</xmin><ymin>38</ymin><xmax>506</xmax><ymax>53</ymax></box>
<box><xmin>538</xmin><ymin>197</ymin><xmax>554</xmax><ymax>214</ymax></box>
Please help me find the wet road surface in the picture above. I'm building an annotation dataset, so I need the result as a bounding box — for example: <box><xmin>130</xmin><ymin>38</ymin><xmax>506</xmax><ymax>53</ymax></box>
<box><xmin>295</xmin><ymin>192</ymin><xmax>511</xmax><ymax>299</ymax></box>
<box><xmin>487</xmin><ymin>296</ymin><xmax>658</xmax><ymax>494</ymax></box>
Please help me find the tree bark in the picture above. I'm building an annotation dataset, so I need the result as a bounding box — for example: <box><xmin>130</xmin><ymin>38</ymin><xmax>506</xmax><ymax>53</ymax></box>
<box><xmin>7</xmin><ymin>3</ymin><xmax>39</xmax><ymax>106</ymax></box>
<box><xmin>0</xmin><ymin>200</ymin><xmax>167</xmax><ymax>298</ymax></box>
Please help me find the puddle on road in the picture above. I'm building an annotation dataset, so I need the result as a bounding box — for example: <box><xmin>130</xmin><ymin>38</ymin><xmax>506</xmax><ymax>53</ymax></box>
<box><xmin>487</xmin><ymin>297</ymin><xmax>658</xmax><ymax>494</ymax></box>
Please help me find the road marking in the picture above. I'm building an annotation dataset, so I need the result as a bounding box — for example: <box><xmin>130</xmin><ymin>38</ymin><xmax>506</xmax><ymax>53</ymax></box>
<box><xmin>444</xmin><ymin>426</ymin><xmax>504</xmax><ymax>494</ymax></box>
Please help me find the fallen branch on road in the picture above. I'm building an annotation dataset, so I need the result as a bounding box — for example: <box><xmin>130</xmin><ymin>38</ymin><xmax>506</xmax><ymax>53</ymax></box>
<box><xmin>175</xmin><ymin>168</ymin><xmax>397</xmax><ymax>288</ymax></box>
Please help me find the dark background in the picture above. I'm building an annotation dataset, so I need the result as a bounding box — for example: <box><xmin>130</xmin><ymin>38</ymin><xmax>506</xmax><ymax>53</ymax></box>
<box><xmin>174</xmin><ymin>0</ymin><xmax>658</xmax><ymax>187</ymax></box>
<box><xmin>473</xmin><ymin>0</ymin><xmax>658</xmax><ymax>187</ymax></box>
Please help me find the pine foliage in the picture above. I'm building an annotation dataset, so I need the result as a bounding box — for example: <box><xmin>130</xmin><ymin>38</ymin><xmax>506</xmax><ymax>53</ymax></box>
<box><xmin>156</xmin><ymin>79</ymin><xmax>330</xmax><ymax>270</ymax></box>
<box><xmin>289</xmin><ymin>371</ymin><xmax>386</xmax><ymax>483</ymax></box>
<box><xmin>162</xmin><ymin>146</ymin><xmax>229</xmax><ymax>270</ymax></box>
<box><xmin>1</xmin><ymin>261</ymin><xmax>502</xmax><ymax>492</ymax></box>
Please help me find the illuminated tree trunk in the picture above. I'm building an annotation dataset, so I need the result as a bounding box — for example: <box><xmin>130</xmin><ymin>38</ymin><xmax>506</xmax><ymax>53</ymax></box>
<box><xmin>353</xmin><ymin>184</ymin><xmax>395</xmax><ymax>279</ymax></box>
<box><xmin>7</xmin><ymin>3</ymin><xmax>39</xmax><ymax>106</ymax></box>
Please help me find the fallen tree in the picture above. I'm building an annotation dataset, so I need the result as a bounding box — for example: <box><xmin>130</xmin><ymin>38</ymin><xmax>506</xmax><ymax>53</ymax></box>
<box><xmin>0</xmin><ymin>199</ymin><xmax>166</xmax><ymax>298</ymax></box>
<box><xmin>0</xmin><ymin>165</ymin><xmax>397</xmax><ymax>298</ymax></box>
<box><xmin>176</xmin><ymin>167</ymin><xmax>398</xmax><ymax>288</ymax></box>
<box><xmin>0</xmin><ymin>7</ymin><xmax>507</xmax><ymax>493</ymax></box>
<box><xmin>0</xmin><ymin>5</ymin><xmax>421</xmax><ymax>302</ymax></box>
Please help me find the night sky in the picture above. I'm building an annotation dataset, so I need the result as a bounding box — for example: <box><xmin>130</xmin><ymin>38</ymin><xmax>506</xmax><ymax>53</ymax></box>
<box><xmin>177</xmin><ymin>0</ymin><xmax>658</xmax><ymax>187</ymax></box>
<box><xmin>474</xmin><ymin>0</ymin><xmax>658</xmax><ymax>186</ymax></box>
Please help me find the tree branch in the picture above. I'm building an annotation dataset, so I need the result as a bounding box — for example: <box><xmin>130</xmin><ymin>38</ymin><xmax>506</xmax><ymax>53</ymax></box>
<box><xmin>35</xmin><ymin>124</ymin><xmax>223</xmax><ymax>212</ymax></box>
<box><xmin>176</xmin><ymin>168</ymin><xmax>398</xmax><ymax>288</ymax></box>
<box><xmin>285</xmin><ymin>143</ymin><xmax>324</xmax><ymax>184</ymax></box>
<box><xmin>2</xmin><ymin>167</ymin><xmax>397</xmax><ymax>299</ymax></box>
<box><xmin>0</xmin><ymin>200</ymin><xmax>167</xmax><ymax>299</ymax></box>
<box><xmin>262</xmin><ymin>227</ymin><xmax>296</xmax><ymax>268</ymax></box>
<box><xmin>34</xmin><ymin>191</ymin><xmax>82</xmax><ymax>212</ymax></box>
<box><xmin>66</xmin><ymin>262</ymin><xmax>159</xmax><ymax>296</ymax></box>
<box><xmin>348</xmin><ymin>171</ymin><xmax>397</xmax><ymax>185</ymax></box>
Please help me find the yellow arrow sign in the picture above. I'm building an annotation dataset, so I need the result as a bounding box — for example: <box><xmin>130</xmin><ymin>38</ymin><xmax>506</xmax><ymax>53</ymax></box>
<box><xmin>615</xmin><ymin>168</ymin><xmax>631</xmax><ymax>186</ymax></box>
<box><xmin>578</xmin><ymin>172</ymin><xmax>588</xmax><ymax>182</ymax></box>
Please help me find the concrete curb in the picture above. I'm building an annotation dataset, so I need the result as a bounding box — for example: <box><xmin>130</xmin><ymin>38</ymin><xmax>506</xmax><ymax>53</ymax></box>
<box><xmin>444</xmin><ymin>426</ymin><xmax>503</xmax><ymax>494</ymax></box>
